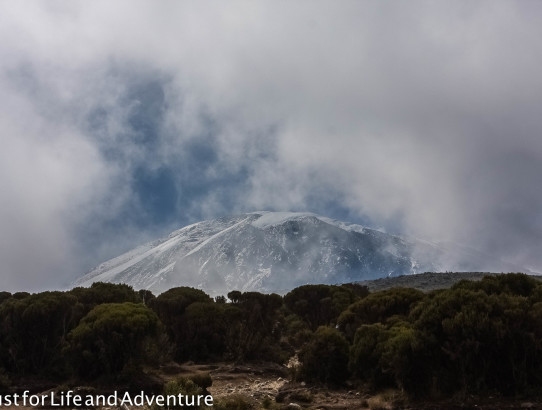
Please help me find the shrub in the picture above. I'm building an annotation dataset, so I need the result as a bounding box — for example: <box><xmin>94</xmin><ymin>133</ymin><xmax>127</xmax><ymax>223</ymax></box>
<box><xmin>67</xmin><ymin>302</ymin><xmax>163</xmax><ymax>380</ymax></box>
<box><xmin>349</xmin><ymin>323</ymin><xmax>389</xmax><ymax>384</ymax></box>
<box><xmin>285</xmin><ymin>284</ymin><xmax>361</xmax><ymax>330</ymax></box>
<box><xmin>0</xmin><ymin>368</ymin><xmax>10</xmax><ymax>393</ymax></box>
<box><xmin>452</xmin><ymin>273</ymin><xmax>540</xmax><ymax>297</ymax></box>
<box><xmin>299</xmin><ymin>326</ymin><xmax>349</xmax><ymax>385</ymax></box>
<box><xmin>0</xmin><ymin>291</ymin><xmax>79</xmax><ymax>376</ymax></box>
<box><xmin>188</xmin><ymin>372</ymin><xmax>213</xmax><ymax>390</ymax></box>
<box><xmin>261</xmin><ymin>396</ymin><xmax>279</xmax><ymax>409</ymax></box>
<box><xmin>366</xmin><ymin>389</ymin><xmax>405</xmax><ymax>410</ymax></box>
<box><xmin>69</xmin><ymin>282</ymin><xmax>140</xmax><ymax>307</ymax></box>
<box><xmin>214</xmin><ymin>394</ymin><xmax>253</xmax><ymax>410</ymax></box>
<box><xmin>153</xmin><ymin>378</ymin><xmax>209</xmax><ymax>410</ymax></box>
<box><xmin>0</xmin><ymin>292</ymin><xmax>11</xmax><ymax>305</ymax></box>
<box><xmin>338</xmin><ymin>287</ymin><xmax>424</xmax><ymax>341</ymax></box>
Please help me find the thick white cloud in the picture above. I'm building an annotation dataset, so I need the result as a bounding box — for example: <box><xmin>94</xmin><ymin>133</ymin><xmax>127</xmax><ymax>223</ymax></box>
<box><xmin>1</xmin><ymin>1</ymin><xmax>542</xmax><ymax>290</ymax></box>
<box><xmin>0</xmin><ymin>75</ymin><xmax>109</xmax><ymax>290</ymax></box>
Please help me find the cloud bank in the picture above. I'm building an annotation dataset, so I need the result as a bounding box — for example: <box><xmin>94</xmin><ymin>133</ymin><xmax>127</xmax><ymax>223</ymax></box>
<box><xmin>1</xmin><ymin>1</ymin><xmax>541</xmax><ymax>290</ymax></box>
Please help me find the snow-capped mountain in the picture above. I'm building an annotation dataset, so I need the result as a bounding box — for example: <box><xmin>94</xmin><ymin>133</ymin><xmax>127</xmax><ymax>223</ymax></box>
<box><xmin>73</xmin><ymin>211</ymin><xmax>531</xmax><ymax>295</ymax></box>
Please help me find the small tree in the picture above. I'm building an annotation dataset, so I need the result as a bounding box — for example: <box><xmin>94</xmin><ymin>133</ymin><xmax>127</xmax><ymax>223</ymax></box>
<box><xmin>67</xmin><ymin>302</ymin><xmax>162</xmax><ymax>380</ymax></box>
<box><xmin>285</xmin><ymin>284</ymin><xmax>360</xmax><ymax>330</ymax></box>
<box><xmin>299</xmin><ymin>326</ymin><xmax>349</xmax><ymax>385</ymax></box>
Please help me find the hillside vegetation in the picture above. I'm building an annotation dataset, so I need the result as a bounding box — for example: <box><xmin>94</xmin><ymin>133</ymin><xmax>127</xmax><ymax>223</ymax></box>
<box><xmin>1</xmin><ymin>272</ymin><xmax>542</xmax><ymax>404</ymax></box>
<box><xmin>357</xmin><ymin>271</ymin><xmax>542</xmax><ymax>292</ymax></box>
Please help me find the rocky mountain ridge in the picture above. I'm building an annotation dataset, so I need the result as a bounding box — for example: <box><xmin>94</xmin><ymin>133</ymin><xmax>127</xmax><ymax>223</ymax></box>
<box><xmin>74</xmin><ymin>211</ymin><xmax>531</xmax><ymax>295</ymax></box>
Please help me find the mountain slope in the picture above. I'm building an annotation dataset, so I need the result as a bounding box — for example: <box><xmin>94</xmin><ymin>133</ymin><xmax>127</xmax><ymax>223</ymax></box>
<box><xmin>74</xmin><ymin>211</ymin><xmax>530</xmax><ymax>295</ymax></box>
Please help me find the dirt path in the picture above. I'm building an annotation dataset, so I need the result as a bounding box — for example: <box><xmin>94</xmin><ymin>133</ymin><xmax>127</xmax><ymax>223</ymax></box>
<box><xmin>166</xmin><ymin>362</ymin><xmax>369</xmax><ymax>408</ymax></box>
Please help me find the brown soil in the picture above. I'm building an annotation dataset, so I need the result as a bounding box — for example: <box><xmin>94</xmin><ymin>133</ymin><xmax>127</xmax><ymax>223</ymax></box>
<box><xmin>159</xmin><ymin>361</ymin><xmax>369</xmax><ymax>408</ymax></box>
<box><xmin>5</xmin><ymin>362</ymin><xmax>542</xmax><ymax>409</ymax></box>
<box><xmin>168</xmin><ymin>362</ymin><xmax>542</xmax><ymax>409</ymax></box>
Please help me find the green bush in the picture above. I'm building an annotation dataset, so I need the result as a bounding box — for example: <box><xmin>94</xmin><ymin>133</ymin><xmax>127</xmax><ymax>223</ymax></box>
<box><xmin>408</xmin><ymin>281</ymin><xmax>542</xmax><ymax>397</ymax></box>
<box><xmin>349</xmin><ymin>323</ymin><xmax>390</xmax><ymax>385</ymax></box>
<box><xmin>148</xmin><ymin>287</ymin><xmax>213</xmax><ymax>361</ymax></box>
<box><xmin>338</xmin><ymin>287</ymin><xmax>424</xmax><ymax>341</ymax></box>
<box><xmin>0</xmin><ymin>292</ymin><xmax>11</xmax><ymax>305</ymax></box>
<box><xmin>299</xmin><ymin>326</ymin><xmax>349</xmax><ymax>385</ymax></box>
<box><xmin>0</xmin><ymin>291</ymin><xmax>79</xmax><ymax>376</ymax></box>
<box><xmin>221</xmin><ymin>292</ymin><xmax>285</xmax><ymax>362</ymax></box>
<box><xmin>261</xmin><ymin>396</ymin><xmax>279</xmax><ymax>409</ymax></box>
<box><xmin>453</xmin><ymin>273</ymin><xmax>539</xmax><ymax>297</ymax></box>
<box><xmin>0</xmin><ymin>368</ymin><xmax>10</xmax><ymax>393</ymax></box>
<box><xmin>284</xmin><ymin>314</ymin><xmax>312</xmax><ymax>348</ymax></box>
<box><xmin>285</xmin><ymin>284</ymin><xmax>361</xmax><ymax>330</ymax></box>
<box><xmin>67</xmin><ymin>302</ymin><xmax>163</xmax><ymax>380</ymax></box>
<box><xmin>69</xmin><ymin>282</ymin><xmax>140</xmax><ymax>307</ymax></box>
<box><xmin>154</xmin><ymin>378</ymin><xmax>210</xmax><ymax>410</ymax></box>
<box><xmin>214</xmin><ymin>394</ymin><xmax>253</xmax><ymax>410</ymax></box>
<box><xmin>188</xmin><ymin>372</ymin><xmax>213</xmax><ymax>390</ymax></box>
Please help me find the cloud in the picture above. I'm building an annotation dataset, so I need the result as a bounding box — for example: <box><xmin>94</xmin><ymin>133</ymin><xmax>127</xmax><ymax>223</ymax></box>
<box><xmin>1</xmin><ymin>1</ymin><xmax>542</xmax><ymax>290</ymax></box>
<box><xmin>0</xmin><ymin>72</ymin><xmax>108</xmax><ymax>291</ymax></box>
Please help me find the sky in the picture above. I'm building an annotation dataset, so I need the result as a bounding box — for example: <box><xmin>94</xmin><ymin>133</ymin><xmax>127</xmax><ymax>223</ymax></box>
<box><xmin>1</xmin><ymin>1</ymin><xmax>542</xmax><ymax>291</ymax></box>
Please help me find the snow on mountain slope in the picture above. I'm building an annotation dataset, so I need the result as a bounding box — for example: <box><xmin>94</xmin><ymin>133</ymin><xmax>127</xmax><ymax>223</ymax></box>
<box><xmin>73</xmin><ymin>212</ymin><xmax>531</xmax><ymax>295</ymax></box>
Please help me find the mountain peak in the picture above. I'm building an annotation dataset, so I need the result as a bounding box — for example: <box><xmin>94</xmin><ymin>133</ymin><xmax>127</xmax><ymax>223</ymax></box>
<box><xmin>73</xmin><ymin>212</ymin><xmax>530</xmax><ymax>295</ymax></box>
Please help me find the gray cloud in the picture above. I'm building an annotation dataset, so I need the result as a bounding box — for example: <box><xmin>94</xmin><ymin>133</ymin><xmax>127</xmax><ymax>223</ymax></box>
<box><xmin>1</xmin><ymin>1</ymin><xmax>542</xmax><ymax>290</ymax></box>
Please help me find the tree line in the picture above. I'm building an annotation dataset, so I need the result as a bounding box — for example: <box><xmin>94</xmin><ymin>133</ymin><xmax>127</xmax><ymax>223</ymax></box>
<box><xmin>1</xmin><ymin>273</ymin><xmax>542</xmax><ymax>399</ymax></box>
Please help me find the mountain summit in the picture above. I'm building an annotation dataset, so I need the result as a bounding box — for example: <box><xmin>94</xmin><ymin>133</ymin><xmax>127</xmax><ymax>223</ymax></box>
<box><xmin>73</xmin><ymin>211</ymin><xmax>528</xmax><ymax>295</ymax></box>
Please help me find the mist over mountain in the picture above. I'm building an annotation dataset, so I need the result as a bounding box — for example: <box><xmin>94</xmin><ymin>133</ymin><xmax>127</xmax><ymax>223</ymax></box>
<box><xmin>74</xmin><ymin>212</ymin><xmax>532</xmax><ymax>295</ymax></box>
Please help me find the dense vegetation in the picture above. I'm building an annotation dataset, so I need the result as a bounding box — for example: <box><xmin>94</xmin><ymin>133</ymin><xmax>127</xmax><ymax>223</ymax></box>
<box><xmin>1</xmin><ymin>273</ymin><xmax>542</xmax><ymax>400</ymax></box>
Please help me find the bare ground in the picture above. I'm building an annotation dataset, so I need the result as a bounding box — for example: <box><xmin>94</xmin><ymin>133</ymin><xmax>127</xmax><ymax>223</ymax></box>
<box><xmin>165</xmin><ymin>362</ymin><xmax>542</xmax><ymax>409</ymax></box>
<box><xmin>5</xmin><ymin>362</ymin><xmax>542</xmax><ymax>409</ymax></box>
